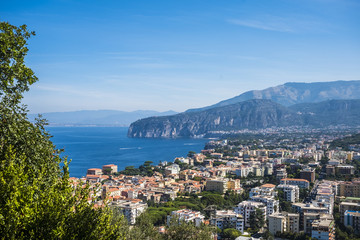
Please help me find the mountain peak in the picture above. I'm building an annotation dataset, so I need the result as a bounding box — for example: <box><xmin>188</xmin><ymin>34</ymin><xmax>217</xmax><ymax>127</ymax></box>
<box><xmin>186</xmin><ymin>80</ymin><xmax>360</xmax><ymax>112</ymax></box>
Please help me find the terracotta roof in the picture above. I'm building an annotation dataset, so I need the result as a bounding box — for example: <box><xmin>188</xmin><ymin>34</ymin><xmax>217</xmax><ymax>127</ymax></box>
<box><xmin>103</xmin><ymin>164</ymin><xmax>116</xmax><ymax>167</ymax></box>
<box><xmin>86</xmin><ymin>174</ymin><xmax>100</xmax><ymax>178</ymax></box>
<box><xmin>281</xmin><ymin>178</ymin><xmax>309</xmax><ymax>183</ymax></box>
<box><xmin>261</xmin><ymin>184</ymin><xmax>276</xmax><ymax>188</ymax></box>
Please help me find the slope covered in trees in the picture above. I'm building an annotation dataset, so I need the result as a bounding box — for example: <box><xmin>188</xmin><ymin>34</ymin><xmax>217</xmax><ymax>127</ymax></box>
<box><xmin>330</xmin><ymin>133</ymin><xmax>360</xmax><ymax>150</ymax></box>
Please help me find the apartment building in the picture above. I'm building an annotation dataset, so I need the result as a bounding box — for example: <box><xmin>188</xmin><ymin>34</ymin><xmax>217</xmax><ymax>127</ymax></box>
<box><xmin>340</xmin><ymin>197</ymin><xmax>360</xmax><ymax>223</ymax></box>
<box><xmin>276</xmin><ymin>168</ymin><xmax>287</xmax><ymax>181</ymax></box>
<box><xmin>210</xmin><ymin>210</ymin><xmax>244</xmax><ymax>233</ymax></box>
<box><xmin>339</xmin><ymin>180</ymin><xmax>360</xmax><ymax>197</ymax></box>
<box><xmin>250</xmin><ymin>184</ymin><xmax>277</xmax><ymax>198</ymax></box>
<box><xmin>251</xmin><ymin>195</ymin><xmax>279</xmax><ymax>217</ymax></box>
<box><xmin>311</xmin><ymin>218</ymin><xmax>335</xmax><ymax>240</ymax></box>
<box><xmin>268</xmin><ymin>212</ymin><xmax>300</xmax><ymax>235</ymax></box>
<box><xmin>280</xmin><ymin>178</ymin><xmax>310</xmax><ymax>189</ymax></box>
<box><xmin>277</xmin><ymin>184</ymin><xmax>299</xmax><ymax>203</ymax></box>
<box><xmin>300</xmin><ymin>168</ymin><xmax>315</xmax><ymax>183</ymax></box>
<box><xmin>167</xmin><ymin>209</ymin><xmax>205</xmax><ymax>227</ymax></box>
<box><xmin>235</xmin><ymin>166</ymin><xmax>253</xmax><ymax>177</ymax></box>
<box><xmin>234</xmin><ymin>201</ymin><xmax>266</xmax><ymax>227</ymax></box>
<box><xmin>336</xmin><ymin>165</ymin><xmax>355</xmax><ymax>175</ymax></box>
<box><xmin>206</xmin><ymin>178</ymin><xmax>228</xmax><ymax>193</ymax></box>
<box><xmin>292</xmin><ymin>202</ymin><xmax>329</xmax><ymax>231</ymax></box>
<box><xmin>344</xmin><ymin>210</ymin><xmax>360</xmax><ymax>234</ymax></box>
<box><xmin>268</xmin><ymin>212</ymin><xmax>286</xmax><ymax>235</ymax></box>
<box><xmin>111</xmin><ymin>200</ymin><xmax>147</xmax><ymax>225</ymax></box>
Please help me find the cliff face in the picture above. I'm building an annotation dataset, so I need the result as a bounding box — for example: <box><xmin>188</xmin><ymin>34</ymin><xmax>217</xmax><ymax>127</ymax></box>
<box><xmin>290</xmin><ymin>99</ymin><xmax>360</xmax><ymax>127</ymax></box>
<box><xmin>186</xmin><ymin>80</ymin><xmax>360</xmax><ymax>112</ymax></box>
<box><xmin>128</xmin><ymin>99</ymin><xmax>360</xmax><ymax>138</ymax></box>
<box><xmin>128</xmin><ymin>100</ymin><xmax>301</xmax><ymax>138</ymax></box>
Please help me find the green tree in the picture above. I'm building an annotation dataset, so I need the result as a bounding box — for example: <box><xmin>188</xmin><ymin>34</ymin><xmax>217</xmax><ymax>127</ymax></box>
<box><xmin>0</xmin><ymin>22</ymin><xmax>127</xmax><ymax>239</ymax></box>
<box><xmin>223</xmin><ymin>228</ymin><xmax>241</xmax><ymax>239</ymax></box>
<box><xmin>249</xmin><ymin>208</ymin><xmax>265</xmax><ymax>233</ymax></box>
<box><xmin>262</xmin><ymin>230</ymin><xmax>274</xmax><ymax>240</ymax></box>
<box><xmin>0</xmin><ymin>22</ymin><xmax>37</xmax><ymax>102</ymax></box>
<box><xmin>126</xmin><ymin>212</ymin><xmax>162</xmax><ymax>240</ymax></box>
<box><xmin>165</xmin><ymin>218</ymin><xmax>215</xmax><ymax>240</ymax></box>
<box><xmin>187</xmin><ymin>151</ymin><xmax>196</xmax><ymax>158</ymax></box>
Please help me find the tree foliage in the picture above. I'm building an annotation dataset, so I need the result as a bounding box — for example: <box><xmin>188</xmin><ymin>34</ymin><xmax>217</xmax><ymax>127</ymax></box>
<box><xmin>249</xmin><ymin>208</ymin><xmax>264</xmax><ymax>233</ymax></box>
<box><xmin>0</xmin><ymin>22</ymin><xmax>37</xmax><ymax>102</ymax></box>
<box><xmin>222</xmin><ymin>228</ymin><xmax>241</xmax><ymax>240</ymax></box>
<box><xmin>0</xmin><ymin>21</ymin><xmax>126</xmax><ymax>239</ymax></box>
<box><xmin>165</xmin><ymin>218</ymin><xmax>215</xmax><ymax>240</ymax></box>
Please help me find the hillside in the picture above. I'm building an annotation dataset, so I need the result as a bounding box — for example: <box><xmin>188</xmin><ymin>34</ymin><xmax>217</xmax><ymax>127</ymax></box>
<box><xmin>186</xmin><ymin>80</ymin><xmax>360</xmax><ymax>112</ymax></box>
<box><xmin>289</xmin><ymin>99</ymin><xmax>360</xmax><ymax>127</ymax></box>
<box><xmin>128</xmin><ymin>99</ymin><xmax>360</xmax><ymax>138</ymax></box>
<box><xmin>330</xmin><ymin>133</ymin><xmax>360</xmax><ymax>150</ymax></box>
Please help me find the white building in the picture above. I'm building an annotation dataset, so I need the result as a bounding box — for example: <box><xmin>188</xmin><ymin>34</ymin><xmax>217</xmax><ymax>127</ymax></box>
<box><xmin>251</xmin><ymin>195</ymin><xmax>279</xmax><ymax>217</ymax></box>
<box><xmin>234</xmin><ymin>201</ymin><xmax>266</xmax><ymax>227</ymax></box>
<box><xmin>280</xmin><ymin>178</ymin><xmax>310</xmax><ymax>189</ymax></box>
<box><xmin>277</xmin><ymin>184</ymin><xmax>299</xmax><ymax>203</ymax></box>
<box><xmin>250</xmin><ymin>184</ymin><xmax>277</xmax><ymax>198</ymax></box>
<box><xmin>311</xmin><ymin>219</ymin><xmax>335</xmax><ymax>240</ymax></box>
<box><xmin>165</xmin><ymin>164</ymin><xmax>180</xmax><ymax>176</ymax></box>
<box><xmin>249</xmin><ymin>184</ymin><xmax>278</xmax><ymax>217</ymax></box>
<box><xmin>344</xmin><ymin>210</ymin><xmax>360</xmax><ymax>233</ymax></box>
<box><xmin>268</xmin><ymin>212</ymin><xmax>300</xmax><ymax>235</ymax></box>
<box><xmin>276</xmin><ymin>168</ymin><xmax>287</xmax><ymax>180</ymax></box>
<box><xmin>167</xmin><ymin>209</ymin><xmax>205</xmax><ymax>227</ymax></box>
<box><xmin>268</xmin><ymin>212</ymin><xmax>287</xmax><ymax>235</ymax></box>
<box><xmin>112</xmin><ymin>200</ymin><xmax>147</xmax><ymax>225</ymax></box>
<box><xmin>235</xmin><ymin>166</ymin><xmax>253</xmax><ymax>177</ymax></box>
<box><xmin>210</xmin><ymin>210</ymin><xmax>244</xmax><ymax>233</ymax></box>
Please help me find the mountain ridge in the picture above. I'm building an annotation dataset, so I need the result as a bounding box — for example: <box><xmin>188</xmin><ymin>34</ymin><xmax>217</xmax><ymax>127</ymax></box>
<box><xmin>186</xmin><ymin>80</ymin><xmax>360</xmax><ymax>112</ymax></box>
<box><xmin>128</xmin><ymin>99</ymin><xmax>360</xmax><ymax>138</ymax></box>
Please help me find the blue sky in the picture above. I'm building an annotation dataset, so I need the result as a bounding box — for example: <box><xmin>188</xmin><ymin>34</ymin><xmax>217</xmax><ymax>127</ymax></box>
<box><xmin>1</xmin><ymin>0</ymin><xmax>359</xmax><ymax>113</ymax></box>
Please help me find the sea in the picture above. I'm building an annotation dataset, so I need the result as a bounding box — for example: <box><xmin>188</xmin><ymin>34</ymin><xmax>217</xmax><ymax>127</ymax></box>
<box><xmin>47</xmin><ymin>127</ymin><xmax>209</xmax><ymax>178</ymax></box>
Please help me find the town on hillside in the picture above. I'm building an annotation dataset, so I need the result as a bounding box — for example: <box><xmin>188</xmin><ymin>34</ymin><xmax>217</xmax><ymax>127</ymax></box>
<box><xmin>70</xmin><ymin>131</ymin><xmax>360</xmax><ymax>240</ymax></box>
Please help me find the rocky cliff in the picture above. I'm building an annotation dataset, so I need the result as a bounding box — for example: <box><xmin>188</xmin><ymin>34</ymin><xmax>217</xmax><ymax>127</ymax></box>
<box><xmin>128</xmin><ymin>99</ymin><xmax>360</xmax><ymax>138</ymax></box>
<box><xmin>128</xmin><ymin>99</ymin><xmax>301</xmax><ymax>138</ymax></box>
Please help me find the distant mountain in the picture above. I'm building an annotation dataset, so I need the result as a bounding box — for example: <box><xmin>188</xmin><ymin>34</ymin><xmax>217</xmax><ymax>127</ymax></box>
<box><xmin>128</xmin><ymin>99</ymin><xmax>360</xmax><ymax>138</ymax></box>
<box><xmin>186</xmin><ymin>80</ymin><xmax>360</xmax><ymax>112</ymax></box>
<box><xmin>290</xmin><ymin>99</ymin><xmax>360</xmax><ymax>127</ymax></box>
<box><xmin>28</xmin><ymin>110</ymin><xmax>178</xmax><ymax>126</ymax></box>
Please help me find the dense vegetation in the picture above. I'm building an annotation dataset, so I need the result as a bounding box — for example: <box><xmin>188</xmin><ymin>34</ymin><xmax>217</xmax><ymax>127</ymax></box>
<box><xmin>330</xmin><ymin>133</ymin><xmax>360</xmax><ymax>150</ymax></box>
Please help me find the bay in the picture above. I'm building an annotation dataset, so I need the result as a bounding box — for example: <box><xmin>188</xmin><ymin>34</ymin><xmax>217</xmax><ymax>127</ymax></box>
<box><xmin>47</xmin><ymin>127</ymin><xmax>209</xmax><ymax>178</ymax></box>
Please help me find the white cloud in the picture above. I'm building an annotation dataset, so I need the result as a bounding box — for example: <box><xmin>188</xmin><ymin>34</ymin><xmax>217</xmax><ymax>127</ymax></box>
<box><xmin>34</xmin><ymin>84</ymin><xmax>106</xmax><ymax>98</ymax></box>
<box><xmin>228</xmin><ymin>18</ymin><xmax>294</xmax><ymax>32</ymax></box>
<box><xmin>227</xmin><ymin>15</ymin><xmax>329</xmax><ymax>33</ymax></box>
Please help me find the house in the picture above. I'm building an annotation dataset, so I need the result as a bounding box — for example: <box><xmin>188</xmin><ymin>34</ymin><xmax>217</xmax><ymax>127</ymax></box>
<box><xmin>87</xmin><ymin>168</ymin><xmax>102</xmax><ymax>176</ymax></box>
<box><xmin>102</xmin><ymin>164</ymin><xmax>118</xmax><ymax>175</ymax></box>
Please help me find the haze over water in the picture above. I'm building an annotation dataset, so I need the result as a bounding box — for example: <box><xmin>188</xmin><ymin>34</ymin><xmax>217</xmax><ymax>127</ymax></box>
<box><xmin>48</xmin><ymin>127</ymin><xmax>209</xmax><ymax>177</ymax></box>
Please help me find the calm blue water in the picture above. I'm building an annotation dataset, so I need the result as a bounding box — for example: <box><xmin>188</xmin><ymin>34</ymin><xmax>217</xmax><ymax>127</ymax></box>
<box><xmin>47</xmin><ymin>127</ymin><xmax>209</xmax><ymax>178</ymax></box>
